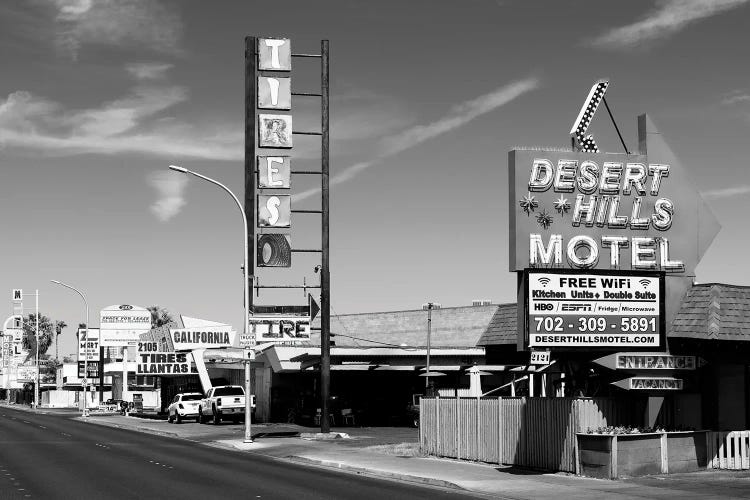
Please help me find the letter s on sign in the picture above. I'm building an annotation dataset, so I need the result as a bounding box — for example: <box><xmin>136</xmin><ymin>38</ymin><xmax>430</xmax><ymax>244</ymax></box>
<box><xmin>266</xmin><ymin>196</ymin><xmax>281</xmax><ymax>225</ymax></box>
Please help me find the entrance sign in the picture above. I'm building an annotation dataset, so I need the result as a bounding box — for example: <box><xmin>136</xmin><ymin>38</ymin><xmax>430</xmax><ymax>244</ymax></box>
<box><xmin>78</xmin><ymin>328</ymin><xmax>100</xmax><ymax>361</ymax></box>
<box><xmin>593</xmin><ymin>352</ymin><xmax>699</xmax><ymax>370</ymax></box>
<box><xmin>612</xmin><ymin>377</ymin><xmax>683</xmax><ymax>391</ymax></box>
<box><xmin>169</xmin><ymin>326</ymin><xmax>236</xmax><ymax>351</ymax></box>
<box><xmin>99</xmin><ymin>305</ymin><xmax>151</xmax><ymax>347</ymax></box>
<box><xmin>527</xmin><ymin>270</ymin><xmax>662</xmax><ymax>348</ymax></box>
<box><xmin>248</xmin><ymin>315</ymin><xmax>311</xmax><ymax>343</ymax></box>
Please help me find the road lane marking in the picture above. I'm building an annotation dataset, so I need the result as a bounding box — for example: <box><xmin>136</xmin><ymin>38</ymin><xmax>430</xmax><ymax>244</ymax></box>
<box><xmin>38</xmin><ymin>426</ymin><xmax>46</xmax><ymax>429</ymax></box>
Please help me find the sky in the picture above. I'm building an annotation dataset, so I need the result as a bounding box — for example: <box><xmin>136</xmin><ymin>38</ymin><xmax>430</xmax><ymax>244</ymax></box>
<box><xmin>1</xmin><ymin>0</ymin><xmax>750</xmax><ymax>358</ymax></box>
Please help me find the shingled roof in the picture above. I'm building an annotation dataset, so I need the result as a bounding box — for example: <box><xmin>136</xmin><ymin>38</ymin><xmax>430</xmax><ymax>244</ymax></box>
<box><xmin>671</xmin><ymin>283</ymin><xmax>750</xmax><ymax>340</ymax></box>
<box><xmin>476</xmin><ymin>303</ymin><xmax>517</xmax><ymax>346</ymax></box>
<box><xmin>310</xmin><ymin>304</ymin><xmax>514</xmax><ymax>348</ymax></box>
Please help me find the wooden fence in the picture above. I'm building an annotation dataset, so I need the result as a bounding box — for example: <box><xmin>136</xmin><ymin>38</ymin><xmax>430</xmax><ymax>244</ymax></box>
<box><xmin>420</xmin><ymin>397</ymin><xmax>640</xmax><ymax>473</ymax></box>
<box><xmin>707</xmin><ymin>431</ymin><xmax>750</xmax><ymax>470</ymax></box>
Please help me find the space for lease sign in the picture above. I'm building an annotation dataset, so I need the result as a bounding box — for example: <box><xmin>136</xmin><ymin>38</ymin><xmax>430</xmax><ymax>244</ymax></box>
<box><xmin>527</xmin><ymin>270</ymin><xmax>662</xmax><ymax>348</ymax></box>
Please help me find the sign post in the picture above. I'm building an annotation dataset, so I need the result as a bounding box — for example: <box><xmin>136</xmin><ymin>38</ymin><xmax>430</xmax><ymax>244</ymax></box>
<box><xmin>99</xmin><ymin>305</ymin><xmax>151</xmax><ymax>407</ymax></box>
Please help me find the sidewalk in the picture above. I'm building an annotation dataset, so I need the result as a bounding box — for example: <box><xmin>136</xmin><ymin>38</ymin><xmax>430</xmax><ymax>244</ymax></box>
<box><xmin>11</xmin><ymin>404</ymin><xmax>750</xmax><ymax>500</ymax></box>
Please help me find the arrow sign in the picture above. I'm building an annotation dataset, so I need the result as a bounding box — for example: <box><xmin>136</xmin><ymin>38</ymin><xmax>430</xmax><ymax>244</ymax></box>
<box><xmin>570</xmin><ymin>79</ymin><xmax>609</xmax><ymax>153</ymax></box>
<box><xmin>612</xmin><ymin>377</ymin><xmax>683</xmax><ymax>391</ymax></box>
<box><xmin>593</xmin><ymin>352</ymin><xmax>699</xmax><ymax>371</ymax></box>
<box><xmin>309</xmin><ymin>294</ymin><xmax>320</xmax><ymax>323</ymax></box>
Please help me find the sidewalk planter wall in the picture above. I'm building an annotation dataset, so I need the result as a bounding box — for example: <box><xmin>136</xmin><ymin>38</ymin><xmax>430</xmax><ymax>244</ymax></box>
<box><xmin>420</xmin><ymin>397</ymin><xmax>642</xmax><ymax>473</ymax></box>
<box><xmin>576</xmin><ymin>431</ymin><xmax>708</xmax><ymax>479</ymax></box>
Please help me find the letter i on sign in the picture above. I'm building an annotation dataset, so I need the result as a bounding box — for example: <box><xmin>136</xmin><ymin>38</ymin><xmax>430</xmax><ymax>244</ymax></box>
<box><xmin>258</xmin><ymin>77</ymin><xmax>291</xmax><ymax>110</ymax></box>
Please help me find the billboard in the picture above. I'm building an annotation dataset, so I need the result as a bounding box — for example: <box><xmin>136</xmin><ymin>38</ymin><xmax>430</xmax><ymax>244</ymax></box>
<box><xmin>78</xmin><ymin>328</ymin><xmax>100</xmax><ymax>361</ymax></box>
<box><xmin>508</xmin><ymin>148</ymin><xmax>719</xmax><ymax>275</ymax></box>
<box><xmin>526</xmin><ymin>270</ymin><xmax>662</xmax><ymax>348</ymax></box>
<box><xmin>100</xmin><ymin>305</ymin><xmax>151</xmax><ymax>347</ymax></box>
<box><xmin>16</xmin><ymin>365</ymin><xmax>38</xmax><ymax>383</ymax></box>
<box><xmin>78</xmin><ymin>361</ymin><xmax>99</xmax><ymax>379</ymax></box>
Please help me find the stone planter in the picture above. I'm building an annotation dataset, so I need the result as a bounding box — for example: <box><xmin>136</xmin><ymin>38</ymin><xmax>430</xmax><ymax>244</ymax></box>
<box><xmin>576</xmin><ymin>431</ymin><xmax>708</xmax><ymax>479</ymax></box>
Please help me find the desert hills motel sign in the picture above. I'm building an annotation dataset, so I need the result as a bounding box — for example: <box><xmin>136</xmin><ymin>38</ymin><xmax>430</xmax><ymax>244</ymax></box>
<box><xmin>509</xmin><ymin>98</ymin><xmax>720</xmax><ymax>349</ymax></box>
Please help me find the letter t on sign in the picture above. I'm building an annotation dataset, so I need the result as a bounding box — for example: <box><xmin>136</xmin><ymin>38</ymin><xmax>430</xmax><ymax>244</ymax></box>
<box><xmin>258</xmin><ymin>38</ymin><xmax>291</xmax><ymax>71</ymax></box>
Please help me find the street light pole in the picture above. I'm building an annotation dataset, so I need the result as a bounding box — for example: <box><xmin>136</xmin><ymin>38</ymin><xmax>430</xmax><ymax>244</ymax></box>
<box><xmin>425</xmin><ymin>302</ymin><xmax>433</xmax><ymax>391</ymax></box>
<box><xmin>169</xmin><ymin>165</ymin><xmax>252</xmax><ymax>443</ymax></box>
<box><xmin>50</xmin><ymin>280</ymin><xmax>89</xmax><ymax>417</ymax></box>
<box><xmin>35</xmin><ymin>289</ymin><xmax>39</xmax><ymax>408</ymax></box>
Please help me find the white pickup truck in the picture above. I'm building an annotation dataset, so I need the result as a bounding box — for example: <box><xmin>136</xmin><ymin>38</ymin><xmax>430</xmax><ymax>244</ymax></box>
<box><xmin>198</xmin><ymin>385</ymin><xmax>246</xmax><ymax>425</ymax></box>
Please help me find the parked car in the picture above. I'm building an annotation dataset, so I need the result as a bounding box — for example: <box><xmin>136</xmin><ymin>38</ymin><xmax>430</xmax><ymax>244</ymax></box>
<box><xmin>167</xmin><ymin>392</ymin><xmax>203</xmax><ymax>423</ymax></box>
<box><xmin>198</xmin><ymin>386</ymin><xmax>246</xmax><ymax>425</ymax></box>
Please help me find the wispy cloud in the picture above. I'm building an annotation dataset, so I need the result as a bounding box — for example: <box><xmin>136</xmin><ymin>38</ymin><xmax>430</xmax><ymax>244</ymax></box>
<box><xmin>52</xmin><ymin>0</ymin><xmax>183</xmax><ymax>60</ymax></box>
<box><xmin>588</xmin><ymin>0</ymin><xmax>749</xmax><ymax>50</ymax></box>
<box><xmin>703</xmin><ymin>185</ymin><xmax>750</xmax><ymax>199</ymax></box>
<box><xmin>722</xmin><ymin>90</ymin><xmax>750</xmax><ymax>105</ymax></box>
<box><xmin>125</xmin><ymin>62</ymin><xmax>174</xmax><ymax>81</ymax></box>
<box><xmin>293</xmin><ymin>77</ymin><xmax>539</xmax><ymax>202</ymax></box>
<box><xmin>148</xmin><ymin>170</ymin><xmax>188</xmax><ymax>222</ymax></box>
<box><xmin>0</xmin><ymin>65</ymin><xmax>243</xmax><ymax>160</ymax></box>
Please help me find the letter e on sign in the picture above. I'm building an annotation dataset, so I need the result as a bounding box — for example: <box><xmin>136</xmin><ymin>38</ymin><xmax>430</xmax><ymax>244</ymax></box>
<box><xmin>258</xmin><ymin>38</ymin><xmax>291</xmax><ymax>71</ymax></box>
<box><xmin>258</xmin><ymin>156</ymin><xmax>290</xmax><ymax>188</ymax></box>
<box><xmin>12</xmin><ymin>289</ymin><xmax>22</xmax><ymax>301</ymax></box>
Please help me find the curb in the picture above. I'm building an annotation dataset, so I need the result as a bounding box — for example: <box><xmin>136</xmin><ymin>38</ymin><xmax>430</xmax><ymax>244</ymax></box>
<box><xmin>78</xmin><ymin>417</ymin><xmax>183</xmax><ymax>439</ymax></box>
<box><xmin>287</xmin><ymin>456</ymin><xmax>465</xmax><ymax>491</ymax></box>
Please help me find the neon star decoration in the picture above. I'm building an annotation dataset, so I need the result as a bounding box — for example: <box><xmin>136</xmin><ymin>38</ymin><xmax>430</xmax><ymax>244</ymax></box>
<box><xmin>536</xmin><ymin>210</ymin><xmax>553</xmax><ymax>229</ymax></box>
<box><xmin>553</xmin><ymin>196</ymin><xmax>571</xmax><ymax>216</ymax></box>
<box><xmin>519</xmin><ymin>193</ymin><xmax>539</xmax><ymax>216</ymax></box>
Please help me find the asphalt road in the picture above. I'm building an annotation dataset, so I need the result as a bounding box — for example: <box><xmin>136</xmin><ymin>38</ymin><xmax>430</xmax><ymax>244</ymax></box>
<box><xmin>0</xmin><ymin>406</ymin><xmax>481</xmax><ymax>500</ymax></box>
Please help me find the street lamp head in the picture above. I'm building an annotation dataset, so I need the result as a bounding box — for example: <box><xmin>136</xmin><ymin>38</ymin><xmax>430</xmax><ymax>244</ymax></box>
<box><xmin>169</xmin><ymin>164</ymin><xmax>189</xmax><ymax>173</ymax></box>
<box><xmin>50</xmin><ymin>280</ymin><xmax>61</xmax><ymax>285</ymax></box>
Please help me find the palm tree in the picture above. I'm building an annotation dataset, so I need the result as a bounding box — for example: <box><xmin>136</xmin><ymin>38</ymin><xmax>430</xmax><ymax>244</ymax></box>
<box><xmin>54</xmin><ymin>320</ymin><xmax>67</xmax><ymax>363</ymax></box>
<box><xmin>148</xmin><ymin>306</ymin><xmax>174</xmax><ymax>328</ymax></box>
